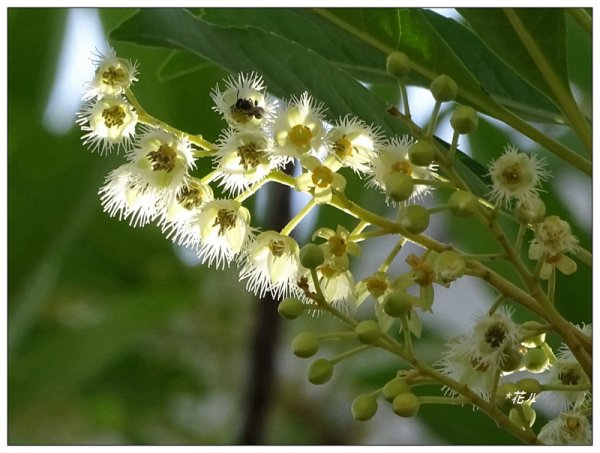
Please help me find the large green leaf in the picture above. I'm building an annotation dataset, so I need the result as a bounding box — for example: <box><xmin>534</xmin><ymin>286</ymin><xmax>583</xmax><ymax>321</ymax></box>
<box><xmin>110</xmin><ymin>8</ymin><xmax>407</xmax><ymax>138</ymax></box>
<box><xmin>198</xmin><ymin>8</ymin><xmax>563</xmax><ymax>124</ymax></box>
<box><xmin>457</xmin><ymin>8</ymin><xmax>569</xmax><ymax>109</ymax></box>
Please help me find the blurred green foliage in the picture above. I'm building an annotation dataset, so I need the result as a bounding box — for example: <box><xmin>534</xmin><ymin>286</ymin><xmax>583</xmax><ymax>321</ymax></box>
<box><xmin>8</xmin><ymin>7</ymin><xmax>591</xmax><ymax>445</ymax></box>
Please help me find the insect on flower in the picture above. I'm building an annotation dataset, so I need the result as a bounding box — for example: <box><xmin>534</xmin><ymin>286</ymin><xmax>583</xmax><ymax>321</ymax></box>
<box><xmin>231</xmin><ymin>90</ymin><xmax>266</xmax><ymax>121</ymax></box>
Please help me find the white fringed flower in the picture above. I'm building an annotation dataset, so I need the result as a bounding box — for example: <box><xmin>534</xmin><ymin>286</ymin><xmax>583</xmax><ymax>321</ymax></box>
<box><xmin>99</xmin><ymin>164</ymin><xmax>158</xmax><ymax>228</ymax></box>
<box><xmin>438</xmin><ymin>335</ymin><xmax>497</xmax><ymax>398</ymax></box>
<box><xmin>545</xmin><ymin>347</ymin><xmax>590</xmax><ymax>409</ymax></box>
<box><xmin>487</xmin><ymin>144</ymin><xmax>550</xmax><ymax>207</ymax></box>
<box><xmin>84</xmin><ymin>47</ymin><xmax>139</xmax><ymax>100</ymax></box>
<box><xmin>158</xmin><ymin>178</ymin><xmax>214</xmax><ymax>248</ymax></box>
<box><xmin>326</xmin><ymin>116</ymin><xmax>383</xmax><ymax>174</ymax></box>
<box><xmin>213</xmin><ymin>128</ymin><xmax>283</xmax><ymax>196</ymax></box>
<box><xmin>211</xmin><ymin>72</ymin><xmax>277</xmax><ymax>131</ymax></box>
<box><xmin>528</xmin><ymin>215</ymin><xmax>579</xmax><ymax>279</ymax></box>
<box><xmin>271</xmin><ymin>92</ymin><xmax>326</xmax><ymax>160</ymax></box>
<box><xmin>193</xmin><ymin>200</ymin><xmax>253</xmax><ymax>268</ymax></box>
<box><xmin>469</xmin><ymin>307</ymin><xmax>519</xmax><ymax>368</ymax></box>
<box><xmin>77</xmin><ymin>95</ymin><xmax>137</xmax><ymax>154</ymax></box>
<box><xmin>538</xmin><ymin>412</ymin><xmax>591</xmax><ymax>445</ymax></box>
<box><xmin>368</xmin><ymin>135</ymin><xmax>435</xmax><ymax>203</ymax></box>
<box><xmin>239</xmin><ymin>231</ymin><xmax>302</xmax><ymax>299</ymax></box>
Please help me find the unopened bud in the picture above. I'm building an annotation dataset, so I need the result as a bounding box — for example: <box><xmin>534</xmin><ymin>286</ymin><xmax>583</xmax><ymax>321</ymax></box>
<box><xmin>392</xmin><ymin>392</ymin><xmax>420</xmax><ymax>417</ymax></box>
<box><xmin>433</xmin><ymin>250</ymin><xmax>465</xmax><ymax>284</ymax></box>
<box><xmin>292</xmin><ymin>332</ymin><xmax>319</xmax><ymax>358</ymax></box>
<box><xmin>430</xmin><ymin>74</ymin><xmax>458</xmax><ymax>102</ymax></box>
<box><xmin>355</xmin><ymin>320</ymin><xmax>382</xmax><ymax>344</ymax></box>
<box><xmin>450</xmin><ymin>105</ymin><xmax>478</xmax><ymax>134</ymax></box>
<box><xmin>386</xmin><ymin>52</ymin><xmax>411</xmax><ymax>79</ymax></box>
<box><xmin>517</xmin><ymin>378</ymin><xmax>542</xmax><ymax>397</ymax></box>
<box><xmin>409</xmin><ymin>140</ymin><xmax>436</xmax><ymax>167</ymax></box>
<box><xmin>307</xmin><ymin>358</ymin><xmax>333</xmax><ymax>385</ymax></box>
<box><xmin>383</xmin><ymin>291</ymin><xmax>412</xmax><ymax>318</ymax></box>
<box><xmin>509</xmin><ymin>405</ymin><xmax>536</xmax><ymax>428</ymax></box>
<box><xmin>524</xmin><ymin>348</ymin><xmax>550</xmax><ymax>373</ymax></box>
<box><xmin>399</xmin><ymin>205</ymin><xmax>430</xmax><ymax>234</ymax></box>
<box><xmin>278</xmin><ymin>297</ymin><xmax>305</xmax><ymax>320</ymax></box>
<box><xmin>500</xmin><ymin>347</ymin><xmax>523</xmax><ymax>373</ymax></box>
<box><xmin>514</xmin><ymin>197</ymin><xmax>546</xmax><ymax>225</ymax></box>
<box><xmin>384</xmin><ymin>172</ymin><xmax>414</xmax><ymax>202</ymax></box>
<box><xmin>448</xmin><ymin>190</ymin><xmax>479</xmax><ymax>218</ymax></box>
<box><xmin>351</xmin><ymin>394</ymin><xmax>379</xmax><ymax>421</ymax></box>
<box><xmin>382</xmin><ymin>377</ymin><xmax>410</xmax><ymax>402</ymax></box>
<box><xmin>299</xmin><ymin>243</ymin><xmax>324</xmax><ymax>269</ymax></box>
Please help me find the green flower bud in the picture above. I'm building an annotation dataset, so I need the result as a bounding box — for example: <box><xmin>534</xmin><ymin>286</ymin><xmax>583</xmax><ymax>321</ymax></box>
<box><xmin>408</xmin><ymin>140</ymin><xmax>436</xmax><ymax>167</ymax></box>
<box><xmin>299</xmin><ymin>243</ymin><xmax>324</xmax><ymax>269</ymax></box>
<box><xmin>517</xmin><ymin>378</ymin><xmax>542</xmax><ymax>397</ymax></box>
<box><xmin>292</xmin><ymin>332</ymin><xmax>319</xmax><ymax>358</ymax></box>
<box><xmin>382</xmin><ymin>377</ymin><xmax>410</xmax><ymax>402</ymax></box>
<box><xmin>351</xmin><ymin>394</ymin><xmax>379</xmax><ymax>421</ymax></box>
<box><xmin>433</xmin><ymin>250</ymin><xmax>465</xmax><ymax>284</ymax></box>
<box><xmin>386</xmin><ymin>51</ymin><xmax>411</xmax><ymax>79</ymax></box>
<box><xmin>514</xmin><ymin>198</ymin><xmax>546</xmax><ymax>225</ymax></box>
<box><xmin>448</xmin><ymin>190</ymin><xmax>479</xmax><ymax>218</ymax></box>
<box><xmin>383</xmin><ymin>291</ymin><xmax>412</xmax><ymax>318</ymax></box>
<box><xmin>520</xmin><ymin>332</ymin><xmax>546</xmax><ymax>348</ymax></box>
<box><xmin>384</xmin><ymin>172</ymin><xmax>414</xmax><ymax>202</ymax></box>
<box><xmin>450</xmin><ymin>105</ymin><xmax>478</xmax><ymax>134</ymax></box>
<box><xmin>392</xmin><ymin>392</ymin><xmax>420</xmax><ymax>417</ymax></box>
<box><xmin>523</xmin><ymin>348</ymin><xmax>549</xmax><ymax>373</ymax></box>
<box><xmin>355</xmin><ymin>320</ymin><xmax>382</xmax><ymax>344</ymax></box>
<box><xmin>499</xmin><ymin>347</ymin><xmax>523</xmax><ymax>373</ymax></box>
<box><xmin>399</xmin><ymin>205</ymin><xmax>430</xmax><ymax>234</ymax></box>
<box><xmin>509</xmin><ymin>405</ymin><xmax>536</xmax><ymax>428</ymax></box>
<box><xmin>307</xmin><ymin>358</ymin><xmax>333</xmax><ymax>385</ymax></box>
<box><xmin>278</xmin><ymin>297</ymin><xmax>305</xmax><ymax>320</ymax></box>
<box><xmin>430</xmin><ymin>74</ymin><xmax>458</xmax><ymax>102</ymax></box>
<box><xmin>496</xmin><ymin>382</ymin><xmax>519</xmax><ymax>408</ymax></box>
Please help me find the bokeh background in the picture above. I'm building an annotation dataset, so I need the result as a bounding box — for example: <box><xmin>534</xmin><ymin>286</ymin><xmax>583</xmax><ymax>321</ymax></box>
<box><xmin>8</xmin><ymin>8</ymin><xmax>591</xmax><ymax>445</ymax></box>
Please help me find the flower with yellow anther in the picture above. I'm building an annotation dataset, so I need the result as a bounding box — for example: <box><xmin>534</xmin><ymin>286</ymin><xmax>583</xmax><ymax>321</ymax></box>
<box><xmin>528</xmin><ymin>215</ymin><xmax>578</xmax><ymax>279</ymax></box>
<box><xmin>313</xmin><ymin>225</ymin><xmax>360</xmax><ymax>269</ymax></box>
<box><xmin>297</xmin><ymin>156</ymin><xmax>346</xmax><ymax>204</ymax></box>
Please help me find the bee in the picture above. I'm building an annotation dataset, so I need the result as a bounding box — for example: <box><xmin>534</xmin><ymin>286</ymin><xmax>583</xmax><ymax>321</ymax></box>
<box><xmin>230</xmin><ymin>91</ymin><xmax>265</xmax><ymax>122</ymax></box>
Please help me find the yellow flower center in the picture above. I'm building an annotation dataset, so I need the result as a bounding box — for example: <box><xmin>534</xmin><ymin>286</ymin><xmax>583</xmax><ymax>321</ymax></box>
<box><xmin>406</xmin><ymin>254</ymin><xmax>434</xmax><ymax>287</ymax></box>
<box><xmin>328</xmin><ymin>234</ymin><xmax>347</xmax><ymax>257</ymax></box>
<box><xmin>147</xmin><ymin>144</ymin><xmax>177</xmax><ymax>172</ymax></box>
<box><xmin>102</xmin><ymin>105</ymin><xmax>126</xmax><ymax>128</ymax></box>
<box><xmin>101</xmin><ymin>65</ymin><xmax>128</xmax><ymax>87</ymax></box>
<box><xmin>213</xmin><ymin>208</ymin><xmax>237</xmax><ymax>235</ymax></box>
<box><xmin>366</xmin><ymin>276</ymin><xmax>388</xmax><ymax>297</ymax></box>
<box><xmin>311</xmin><ymin>165</ymin><xmax>333</xmax><ymax>188</ymax></box>
<box><xmin>333</xmin><ymin>137</ymin><xmax>353</xmax><ymax>158</ymax></box>
<box><xmin>289</xmin><ymin>124</ymin><xmax>313</xmax><ymax>148</ymax></box>
<box><xmin>237</xmin><ymin>143</ymin><xmax>264</xmax><ymax>171</ymax></box>
<box><xmin>177</xmin><ymin>182</ymin><xmax>206</xmax><ymax>210</ymax></box>
<box><xmin>391</xmin><ymin>160</ymin><xmax>413</xmax><ymax>176</ymax></box>
<box><xmin>268</xmin><ymin>239</ymin><xmax>286</xmax><ymax>257</ymax></box>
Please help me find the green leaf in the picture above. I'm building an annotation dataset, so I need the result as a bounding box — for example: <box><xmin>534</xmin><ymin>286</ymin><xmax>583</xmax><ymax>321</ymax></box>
<box><xmin>457</xmin><ymin>8</ymin><xmax>569</xmax><ymax>108</ymax></box>
<box><xmin>110</xmin><ymin>8</ymin><xmax>407</xmax><ymax>137</ymax></box>
<box><xmin>156</xmin><ymin>50</ymin><xmax>214</xmax><ymax>82</ymax></box>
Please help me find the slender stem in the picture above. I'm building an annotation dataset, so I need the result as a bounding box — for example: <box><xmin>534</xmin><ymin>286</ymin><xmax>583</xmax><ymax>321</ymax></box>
<box><xmin>124</xmin><ymin>88</ymin><xmax>215</xmax><ymax>151</ymax></box>
<box><xmin>515</xmin><ymin>405</ymin><xmax>536</xmax><ymax>439</ymax></box>
<box><xmin>280</xmin><ymin>198</ymin><xmax>316</xmax><ymax>236</ymax></box>
<box><xmin>350</xmin><ymin>220</ymin><xmax>369</xmax><ymax>237</ymax></box>
<box><xmin>462</xmin><ymin>253</ymin><xmax>505</xmax><ymax>262</ymax></box>
<box><xmin>504</xmin><ymin>8</ymin><xmax>592</xmax><ymax>154</ymax></box>
<box><xmin>574</xmin><ymin>244</ymin><xmax>592</xmax><ymax>267</ymax></box>
<box><xmin>425</xmin><ymin>205</ymin><xmax>450</xmax><ymax>215</ymax></box>
<box><xmin>400</xmin><ymin>81</ymin><xmax>411</xmax><ymax>117</ymax></box>
<box><xmin>425</xmin><ymin>100</ymin><xmax>442</xmax><ymax>137</ymax></box>
<box><xmin>488</xmin><ymin>295</ymin><xmax>504</xmax><ymax>316</ymax></box>
<box><xmin>539</xmin><ymin>342</ymin><xmax>557</xmax><ymax>364</ymax></box>
<box><xmin>567</xmin><ymin>8</ymin><xmax>592</xmax><ymax>36</ymax></box>
<box><xmin>418</xmin><ymin>396</ymin><xmax>469</xmax><ymax>405</ymax></box>
<box><xmin>446</xmin><ymin>130</ymin><xmax>460</xmax><ymax>165</ymax></box>
<box><xmin>329</xmin><ymin>345</ymin><xmax>373</xmax><ymax>365</ymax></box>
<box><xmin>378</xmin><ymin>236</ymin><xmax>407</xmax><ymax>272</ymax></box>
<box><xmin>350</xmin><ymin>228</ymin><xmax>394</xmax><ymax>242</ymax></box>
<box><xmin>490</xmin><ymin>368</ymin><xmax>502</xmax><ymax>405</ymax></box>
<box><xmin>540</xmin><ymin>383</ymin><xmax>591</xmax><ymax>392</ymax></box>
<box><xmin>308</xmin><ymin>268</ymin><xmax>357</xmax><ymax>328</ymax></box>
<box><xmin>200</xmin><ymin>170</ymin><xmax>219</xmax><ymax>185</ymax></box>
<box><xmin>400</xmin><ymin>315</ymin><xmax>413</xmax><ymax>353</ymax></box>
<box><xmin>235</xmin><ymin>179</ymin><xmax>269</xmax><ymax>203</ymax></box>
<box><xmin>547</xmin><ymin>267</ymin><xmax>556</xmax><ymax>305</ymax></box>
<box><xmin>267</xmin><ymin>170</ymin><xmax>296</xmax><ymax>189</ymax></box>
<box><xmin>317</xmin><ymin>331</ymin><xmax>357</xmax><ymax>341</ymax></box>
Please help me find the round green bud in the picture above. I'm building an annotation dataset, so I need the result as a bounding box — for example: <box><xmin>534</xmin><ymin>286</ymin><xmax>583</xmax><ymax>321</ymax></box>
<box><xmin>517</xmin><ymin>378</ymin><xmax>542</xmax><ymax>397</ymax></box>
<box><xmin>523</xmin><ymin>348</ymin><xmax>550</xmax><ymax>373</ymax></box>
<box><xmin>399</xmin><ymin>205</ymin><xmax>430</xmax><ymax>235</ymax></box>
<box><xmin>509</xmin><ymin>405</ymin><xmax>536</xmax><ymax>428</ymax></box>
<box><xmin>448</xmin><ymin>190</ymin><xmax>479</xmax><ymax>218</ymax></box>
<box><xmin>495</xmin><ymin>382</ymin><xmax>519</xmax><ymax>408</ymax></box>
<box><xmin>450</xmin><ymin>105</ymin><xmax>478</xmax><ymax>134</ymax></box>
<box><xmin>292</xmin><ymin>332</ymin><xmax>319</xmax><ymax>358</ymax></box>
<box><xmin>383</xmin><ymin>291</ymin><xmax>412</xmax><ymax>318</ymax></box>
<box><xmin>384</xmin><ymin>172</ymin><xmax>414</xmax><ymax>202</ymax></box>
<box><xmin>278</xmin><ymin>297</ymin><xmax>305</xmax><ymax>320</ymax></box>
<box><xmin>392</xmin><ymin>392</ymin><xmax>420</xmax><ymax>418</ymax></box>
<box><xmin>355</xmin><ymin>320</ymin><xmax>382</xmax><ymax>344</ymax></box>
<box><xmin>299</xmin><ymin>243</ymin><xmax>324</xmax><ymax>269</ymax></box>
<box><xmin>499</xmin><ymin>347</ymin><xmax>523</xmax><ymax>373</ymax></box>
<box><xmin>307</xmin><ymin>358</ymin><xmax>333</xmax><ymax>385</ymax></box>
<box><xmin>382</xmin><ymin>377</ymin><xmax>410</xmax><ymax>402</ymax></box>
<box><xmin>430</xmin><ymin>74</ymin><xmax>458</xmax><ymax>102</ymax></box>
<box><xmin>386</xmin><ymin>51</ymin><xmax>411</xmax><ymax>79</ymax></box>
<box><xmin>351</xmin><ymin>394</ymin><xmax>379</xmax><ymax>421</ymax></box>
<box><xmin>514</xmin><ymin>198</ymin><xmax>546</xmax><ymax>225</ymax></box>
<box><xmin>408</xmin><ymin>140</ymin><xmax>436</xmax><ymax>167</ymax></box>
<box><xmin>433</xmin><ymin>250</ymin><xmax>465</xmax><ymax>285</ymax></box>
